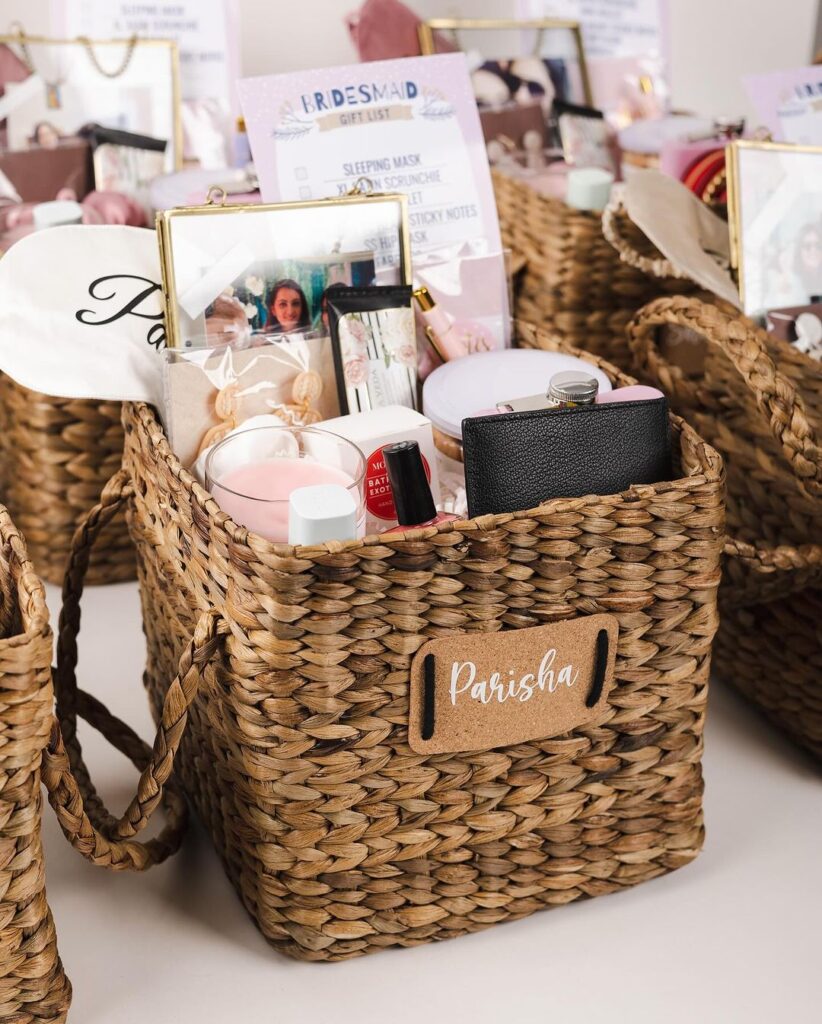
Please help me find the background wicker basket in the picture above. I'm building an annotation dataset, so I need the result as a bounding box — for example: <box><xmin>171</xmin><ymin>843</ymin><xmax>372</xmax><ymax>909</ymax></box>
<box><xmin>627</xmin><ymin>296</ymin><xmax>822</xmax><ymax>759</ymax></box>
<box><xmin>0</xmin><ymin>492</ymin><xmax>199</xmax><ymax>1020</ymax></box>
<box><xmin>0</xmin><ymin>374</ymin><xmax>134</xmax><ymax>586</ymax></box>
<box><xmin>493</xmin><ymin>171</ymin><xmax>695</xmax><ymax>367</ymax></box>
<box><xmin>0</xmin><ymin>505</ymin><xmax>71</xmax><ymax>1024</ymax></box>
<box><xmin>38</xmin><ymin>321</ymin><xmax>724</xmax><ymax>962</ymax></box>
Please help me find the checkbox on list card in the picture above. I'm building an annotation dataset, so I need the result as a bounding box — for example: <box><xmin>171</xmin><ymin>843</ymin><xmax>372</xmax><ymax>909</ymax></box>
<box><xmin>295</xmin><ymin>167</ymin><xmax>308</xmax><ymax>180</ymax></box>
<box><xmin>298</xmin><ymin>186</ymin><xmax>312</xmax><ymax>199</ymax></box>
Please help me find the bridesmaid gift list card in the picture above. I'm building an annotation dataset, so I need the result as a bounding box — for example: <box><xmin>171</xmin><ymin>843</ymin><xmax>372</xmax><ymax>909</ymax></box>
<box><xmin>238</xmin><ymin>55</ymin><xmax>503</xmax><ymax>268</ymax></box>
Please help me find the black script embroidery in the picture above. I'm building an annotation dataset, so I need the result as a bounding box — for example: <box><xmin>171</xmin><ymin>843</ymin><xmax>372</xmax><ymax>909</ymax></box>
<box><xmin>76</xmin><ymin>274</ymin><xmax>166</xmax><ymax>350</ymax></box>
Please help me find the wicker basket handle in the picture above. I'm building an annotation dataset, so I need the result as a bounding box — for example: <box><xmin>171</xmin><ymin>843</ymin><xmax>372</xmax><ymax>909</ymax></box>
<box><xmin>601</xmin><ymin>191</ymin><xmax>687</xmax><ymax>281</ymax></box>
<box><xmin>720</xmin><ymin>537</ymin><xmax>822</xmax><ymax>608</ymax></box>
<box><xmin>42</xmin><ymin>468</ymin><xmax>227</xmax><ymax>870</ymax></box>
<box><xmin>627</xmin><ymin>296</ymin><xmax>822</xmax><ymax>502</ymax></box>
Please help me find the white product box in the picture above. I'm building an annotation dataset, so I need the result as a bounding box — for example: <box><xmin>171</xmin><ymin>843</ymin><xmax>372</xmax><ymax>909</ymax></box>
<box><xmin>320</xmin><ymin>406</ymin><xmax>441</xmax><ymax>535</ymax></box>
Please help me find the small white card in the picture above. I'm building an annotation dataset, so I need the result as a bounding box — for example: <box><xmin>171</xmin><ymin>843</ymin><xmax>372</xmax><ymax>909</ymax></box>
<box><xmin>238</xmin><ymin>54</ymin><xmax>509</xmax><ymax>347</ymax></box>
<box><xmin>745</xmin><ymin>66</ymin><xmax>822</xmax><ymax>147</ymax></box>
<box><xmin>52</xmin><ymin>0</ymin><xmax>240</xmax><ymax>105</ymax></box>
<box><xmin>519</xmin><ymin>0</ymin><xmax>667</xmax><ymax>60</ymax></box>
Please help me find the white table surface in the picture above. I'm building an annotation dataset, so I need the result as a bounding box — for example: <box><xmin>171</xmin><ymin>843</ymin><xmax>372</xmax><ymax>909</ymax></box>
<box><xmin>40</xmin><ymin>580</ymin><xmax>821</xmax><ymax>1024</ymax></box>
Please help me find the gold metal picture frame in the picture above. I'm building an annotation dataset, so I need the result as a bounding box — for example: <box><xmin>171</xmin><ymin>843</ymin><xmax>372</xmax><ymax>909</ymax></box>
<box><xmin>727</xmin><ymin>138</ymin><xmax>822</xmax><ymax>315</ymax></box>
<box><xmin>418</xmin><ymin>17</ymin><xmax>592</xmax><ymax>106</ymax></box>
<box><xmin>156</xmin><ymin>189</ymin><xmax>412</xmax><ymax>350</ymax></box>
<box><xmin>0</xmin><ymin>30</ymin><xmax>183</xmax><ymax>171</ymax></box>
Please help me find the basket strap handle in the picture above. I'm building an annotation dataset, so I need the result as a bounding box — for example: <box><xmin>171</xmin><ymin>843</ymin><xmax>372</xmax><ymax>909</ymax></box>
<box><xmin>720</xmin><ymin>537</ymin><xmax>822</xmax><ymax>608</ymax></box>
<box><xmin>601</xmin><ymin>190</ymin><xmax>685</xmax><ymax>281</ymax></box>
<box><xmin>627</xmin><ymin>296</ymin><xmax>822</xmax><ymax>502</ymax></box>
<box><xmin>42</xmin><ymin>468</ymin><xmax>227</xmax><ymax>870</ymax></box>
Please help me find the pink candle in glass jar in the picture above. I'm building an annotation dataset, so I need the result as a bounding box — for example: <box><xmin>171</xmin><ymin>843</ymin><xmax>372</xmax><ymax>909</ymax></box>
<box><xmin>213</xmin><ymin>459</ymin><xmax>356</xmax><ymax>542</ymax></box>
<box><xmin>206</xmin><ymin>425</ymin><xmax>366</xmax><ymax>543</ymax></box>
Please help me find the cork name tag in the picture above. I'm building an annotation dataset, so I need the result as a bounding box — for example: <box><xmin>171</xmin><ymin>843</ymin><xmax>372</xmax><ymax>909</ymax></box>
<box><xmin>408</xmin><ymin>614</ymin><xmax>618</xmax><ymax>754</ymax></box>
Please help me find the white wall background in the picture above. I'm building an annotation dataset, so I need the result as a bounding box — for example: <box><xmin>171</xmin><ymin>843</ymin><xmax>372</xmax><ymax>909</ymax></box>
<box><xmin>3</xmin><ymin>0</ymin><xmax>819</xmax><ymax>122</ymax></box>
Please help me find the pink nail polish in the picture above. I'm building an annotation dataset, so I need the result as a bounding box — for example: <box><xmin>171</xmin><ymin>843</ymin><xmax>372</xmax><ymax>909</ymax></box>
<box><xmin>380</xmin><ymin>440</ymin><xmax>458</xmax><ymax>534</ymax></box>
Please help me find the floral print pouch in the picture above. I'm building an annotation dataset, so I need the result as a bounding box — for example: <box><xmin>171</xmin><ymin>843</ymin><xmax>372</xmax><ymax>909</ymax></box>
<box><xmin>327</xmin><ymin>286</ymin><xmax>417</xmax><ymax>415</ymax></box>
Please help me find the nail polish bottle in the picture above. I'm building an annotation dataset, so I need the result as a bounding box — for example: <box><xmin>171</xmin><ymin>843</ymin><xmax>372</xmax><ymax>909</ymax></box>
<box><xmin>380</xmin><ymin>440</ymin><xmax>458</xmax><ymax>533</ymax></box>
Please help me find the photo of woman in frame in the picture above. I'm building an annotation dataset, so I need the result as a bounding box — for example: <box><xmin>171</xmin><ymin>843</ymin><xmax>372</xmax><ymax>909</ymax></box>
<box><xmin>202</xmin><ymin>253</ymin><xmax>377</xmax><ymax>345</ymax></box>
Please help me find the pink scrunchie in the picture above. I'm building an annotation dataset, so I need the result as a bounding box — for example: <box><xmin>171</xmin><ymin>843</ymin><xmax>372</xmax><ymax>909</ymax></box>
<box><xmin>4</xmin><ymin>188</ymin><xmax>147</xmax><ymax>230</ymax></box>
<box><xmin>64</xmin><ymin>187</ymin><xmax>148</xmax><ymax>226</ymax></box>
<box><xmin>347</xmin><ymin>0</ymin><xmax>456</xmax><ymax>61</ymax></box>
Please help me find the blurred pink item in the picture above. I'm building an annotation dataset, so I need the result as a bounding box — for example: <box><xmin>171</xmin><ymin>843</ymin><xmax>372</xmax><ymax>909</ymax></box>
<box><xmin>0</xmin><ymin>43</ymin><xmax>29</xmax><ymax>95</ymax></box>
<box><xmin>0</xmin><ymin>223</ymin><xmax>31</xmax><ymax>252</ymax></box>
<box><xmin>347</xmin><ymin>0</ymin><xmax>456</xmax><ymax>61</ymax></box>
<box><xmin>528</xmin><ymin>163</ymin><xmax>569</xmax><ymax>199</ymax></box>
<box><xmin>492</xmin><ymin>159</ymin><xmax>569</xmax><ymax>199</ymax></box>
<box><xmin>1</xmin><ymin>188</ymin><xmax>147</xmax><ymax>249</ymax></box>
<box><xmin>596</xmin><ymin>385</ymin><xmax>664</xmax><ymax>404</ymax></box>
<box><xmin>3</xmin><ymin>204</ymin><xmax>33</xmax><ymax>231</ymax></box>
<box><xmin>78</xmin><ymin>190</ymin><xmax>147</xmax><ymax>227</ymax></box>
<box><xmin>7</xmin><ymin>190</ymin><xmax>146</xmax><ymax>228</ymax></box>
<box><xmin>587</xmin><ymin>57</ymin><xmax>667</xmax><ymax>125</ymax></box>
<box><xmin>417</xmin><ymin>341</ymin><xmax>441</xmax><ymax>382</ymax></box>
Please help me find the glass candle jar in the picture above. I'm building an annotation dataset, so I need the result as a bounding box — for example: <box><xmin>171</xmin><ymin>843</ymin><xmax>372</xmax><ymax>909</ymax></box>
<box><xmin>205</xmin><ymin>424</ymin><xmax>366</xmax><ymax>543</ymax></box>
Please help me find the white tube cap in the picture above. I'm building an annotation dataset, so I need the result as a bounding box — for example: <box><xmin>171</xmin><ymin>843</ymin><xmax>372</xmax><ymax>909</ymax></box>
<box><xmin>33</xmin><ymin>200</ymin><xmax>84</xmax><ymax>229</ymax></box>
<box><xmin>288</xmin><ymin>484</ymin><xmax>358</xmax><ymax>546</ymax></box>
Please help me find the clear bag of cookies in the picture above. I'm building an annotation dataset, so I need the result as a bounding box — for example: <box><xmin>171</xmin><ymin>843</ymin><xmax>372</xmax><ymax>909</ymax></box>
<box><xmin>162</xmin><ymin>331</ymin><xmax>339</xmax><ymax>469</ymax></box>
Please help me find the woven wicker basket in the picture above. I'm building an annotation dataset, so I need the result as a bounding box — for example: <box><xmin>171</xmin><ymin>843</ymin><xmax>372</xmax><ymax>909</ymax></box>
<box><xmin>0</xmin><ymin>505</ymin><xmax>71</xmax><ymax>1024</ymax></box>
<box><xmin>494</xmin><ymin>171</ymin><xmax>694</xmax><ymax>367</ymax></box>
<box><xmin>0</xmin><ymin>374</ymin><xmax>135</xmax><ymax>587</ymax></box>
<box><xmin>627</xmin><ymin>297</ymin><xmax>822</xmax><ymax>758</ymax></box>
<box><xmin>0</xmin><ymin>496</ymin><xmax>198</xmax><ymax>1020</ymax></box>
<box><xmin>48</xmin><ymin>321</ymin><xmax>725</xmax><ymax>961</ymax></box>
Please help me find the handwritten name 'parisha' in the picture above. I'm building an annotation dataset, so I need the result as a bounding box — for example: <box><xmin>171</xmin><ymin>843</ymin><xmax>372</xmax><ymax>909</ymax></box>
<box><xmin>449</xmin><ymin>650</ymin><xmax>579</xmax><ymax>706</ymax></box>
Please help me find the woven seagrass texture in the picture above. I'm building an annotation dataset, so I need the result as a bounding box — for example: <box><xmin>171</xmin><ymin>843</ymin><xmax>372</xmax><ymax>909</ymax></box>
<box><xmin>121</xmin><ymin>322</ymin><xmax>724</xmax><ymax>961</ymax></box>
<box><xmin>714</xmin><ymin>591</ymin><xmax>822</xmax><ymax>761</ymax></box>
<box><xmin>628</xmin><ymin>297</ymin><xmax>821</xmax><ymax>588</ymax></box>
<box><xmin>627</xmin><ymin>296</ymin><xmax>822</xmax><ymax>757</ymax></box>
<box><xmin>0</xmin><ymin>506</ymin><xmax>71</xmax><ymax>1023</ymax></box>
<box><xmin>494</xmin><ymin>171</ymin><xmax>694</xmax><ymax>368</ymax></box>
<box><xmin>0</xmin><ymin>373</ymin><xmax>134</xmax><ymax>586</ymax></box>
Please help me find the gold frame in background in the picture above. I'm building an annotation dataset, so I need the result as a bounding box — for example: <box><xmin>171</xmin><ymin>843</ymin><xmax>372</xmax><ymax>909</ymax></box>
<box><xmin>727</xmin><ymin>138</ymin><xmax>822</xmax><ymax>314</ymax></box>
<box><xmin>0</xmin><ymin>32</ymin><xmax>183</xmax><ymax>170</ymax></box>
<box><xmin>418</xmin><ymin>17</ymin><xmax>592</xmax><ymax>106</ymax></box>
<box><xmin>156</xmin><ymin>191</ymin><xmax>412</xmax><ymax>350</ymax></box>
